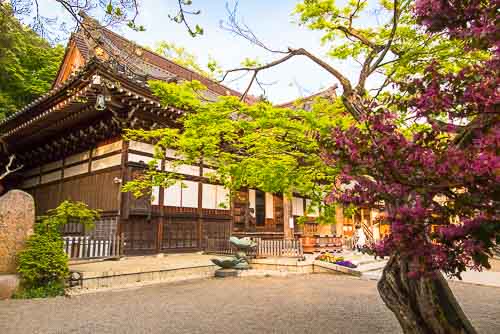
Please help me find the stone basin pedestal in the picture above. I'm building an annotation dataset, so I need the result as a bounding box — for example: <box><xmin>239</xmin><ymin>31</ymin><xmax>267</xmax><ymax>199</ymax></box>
<box><xmin>214</xmin><ymin>268</ymin><xmax>239</xmax><ymax>278</ymax></box>
<box><xmin>0</xmin><ymin>190</ymin><xmax>35</xmax><ymax>299</ymax></box>
<box><xmin>0</xmin><ymin>274</ymin><xmax>20</xmax><ymax>299</ymax></box>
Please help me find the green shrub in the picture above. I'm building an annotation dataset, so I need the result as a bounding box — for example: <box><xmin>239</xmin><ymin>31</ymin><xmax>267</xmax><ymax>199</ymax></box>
<box><xmin>36</xmin><ymin>200</ymin><xmax>100</xmax><ymax>236</ymax></box>
<box><xmin>12</xmin><ymin>281</ymin><xmax>65</xmax><ymax>299</ymax></box>
<box><xmin>16</xmin><ymin>200</ymin><xmax>99</xmax><ymax>298</ymax></box>
<box><xmin>17</xmin><ymin>233</ymin><xmax>69</xmax><ymax>287</ymax></box>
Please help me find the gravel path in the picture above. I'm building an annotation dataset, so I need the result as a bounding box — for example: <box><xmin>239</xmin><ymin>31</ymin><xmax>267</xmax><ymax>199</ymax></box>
<box><xmin>1</xmin><ymin>274</ymin><xmax>499</xmax><ymax>334</ymax></box>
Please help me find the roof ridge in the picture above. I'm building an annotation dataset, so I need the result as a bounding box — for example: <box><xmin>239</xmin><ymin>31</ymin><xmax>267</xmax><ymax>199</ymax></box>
<box><xmin>78</xmin><ymin>13</ymin><xmax>246</xmax><ymax>99</ymax></box>
<box><xmin>276</xmin><ymin>84</ymin><xmax>338</xmax><ymax>108</ymax></box>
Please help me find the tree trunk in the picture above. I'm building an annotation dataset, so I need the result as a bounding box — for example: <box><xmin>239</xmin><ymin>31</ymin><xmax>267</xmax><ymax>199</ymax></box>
<box><xmin>378</xmin><ymin>253</ymin><xmax>477</xmax><ymax>334</ymax></box>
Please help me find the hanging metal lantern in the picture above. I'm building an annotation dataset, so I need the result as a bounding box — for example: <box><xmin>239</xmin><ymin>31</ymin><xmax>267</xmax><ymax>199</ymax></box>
<box><xmin>95</xmin><ymin>94</ymin><xmax>106</xmax><ymax>111</ymax></box>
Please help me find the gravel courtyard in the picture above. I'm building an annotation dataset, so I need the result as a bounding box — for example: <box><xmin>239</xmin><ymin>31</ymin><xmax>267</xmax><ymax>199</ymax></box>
<box><xmin>1</xmin><ymin>274</ymin><xmax>499</xmax><ymax>334</ymax></box>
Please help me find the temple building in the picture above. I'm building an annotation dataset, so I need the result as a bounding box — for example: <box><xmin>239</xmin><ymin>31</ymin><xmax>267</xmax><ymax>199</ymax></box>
<box><xmin>0</xmin><ymin>14</ymin><xmax>380</xmax><ymax>254</ymax></box>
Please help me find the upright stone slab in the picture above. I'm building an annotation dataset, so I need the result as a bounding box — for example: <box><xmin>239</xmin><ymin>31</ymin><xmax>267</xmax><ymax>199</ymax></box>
<box><xmin>0</xmin><ymin>190</ymin><xmax>35</xmax><ymax>299</ymax></box>
<box><xmin>0</xmin><ymin>190</ymin><xmax>35</xmax><ymax>273</ymax></box>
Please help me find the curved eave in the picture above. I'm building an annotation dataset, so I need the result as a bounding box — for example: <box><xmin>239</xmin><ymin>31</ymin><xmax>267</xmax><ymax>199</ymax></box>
<box><xmin>0</xmin><ymin>59</ymin><xmax>101</xmax><ymax>134</ymax></box>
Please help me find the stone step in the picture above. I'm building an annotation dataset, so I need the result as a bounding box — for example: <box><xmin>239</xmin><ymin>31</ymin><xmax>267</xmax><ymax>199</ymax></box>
<box><xmin>356</xmin><ymin>261</ymin><xmax>387</xmax><ymax>273</ymax></box>
<box><xmin>361</xmin><ymin>269</ymin><xmax>384</xmax><ymax>281</ymax></box>
<box><xmin>312</xmin><ymin>259</ymin><xmax>383</xmax><ymax>275</ymax></box>
<box><xmin>313</xmin><ymin>260</ymin><xmax>362</xmax><ymax>277</ymax></box>
<box><xmin>353</xmin><ymin>257</ymin><xmax>383</xmax><ymax>266</ymax></box>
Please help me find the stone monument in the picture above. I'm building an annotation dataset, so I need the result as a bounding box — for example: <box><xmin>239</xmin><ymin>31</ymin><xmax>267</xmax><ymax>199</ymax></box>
<box><xmin>0</xmin><ymin>190</ymin><xmax>35</xmax><ymax>299</ymax></box>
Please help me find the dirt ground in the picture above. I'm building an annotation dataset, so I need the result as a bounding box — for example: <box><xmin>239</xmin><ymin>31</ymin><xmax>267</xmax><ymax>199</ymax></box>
<box><xmin>1</xmin><ymin>274</ymin><xmax>499</xmax><ymax>334</ymax></box>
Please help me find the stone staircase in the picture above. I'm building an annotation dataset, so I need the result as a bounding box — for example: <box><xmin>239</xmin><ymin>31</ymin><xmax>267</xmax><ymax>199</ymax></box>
<box><xmin>312</xmin><ymin>252</ymin><xmax>387</xmax><ymax>279</ymax></box>
<box><xmin>350</xmin><ymin>254</ymin><xmax>386</xmax><ymax>280</ymax></box>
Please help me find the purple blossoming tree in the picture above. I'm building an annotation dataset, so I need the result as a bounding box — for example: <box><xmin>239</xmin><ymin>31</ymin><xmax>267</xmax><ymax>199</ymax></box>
<box><xmin>325</xmin><ymin>1</ymin><xmax>499</xmax><ymax>332</ymax></box>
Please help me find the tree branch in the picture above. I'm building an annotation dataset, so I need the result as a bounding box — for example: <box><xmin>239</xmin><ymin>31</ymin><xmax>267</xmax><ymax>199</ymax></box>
<box><xmin>336</xmin><ymin>25</ymin><xmax>382</xmax><ymax>51</ymax></box>
<box><xmin>0</xmin><ymin>155</ymin><xmax>23</xmax><ymax>180</ymax></box>
<box><xmin>368</xmin><ymin>0</ymin><xmax>401</xmax><ymax>74</ymax></box>
<box><xmin>240</xmin><ymin>71</ymin><xmax>258</xmax><ymax>101</ymax></box>
<box><xmin>222</xmin><ymin>48</ymin><xmax>352</xmax><ymax>96</ymax></box>
<box><xmin>170</xmin><ymin>0</ymin><xmax>203</xmax><ymax>37</ymax></box>
<box><xmin>220</xmin><ymin>1</ymin><xmax>287</xmax><ymax>54</ymax></box>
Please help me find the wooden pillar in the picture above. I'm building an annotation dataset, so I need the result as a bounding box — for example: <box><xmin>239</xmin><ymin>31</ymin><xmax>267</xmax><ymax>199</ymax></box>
<box><xmin>57</xmin><ymin>158</ymin><xmax>65</xmax><ymax>211</ymax></box>
<box><xmin>335</xmin><ymin>205</ymin><xmax>344</xmax><ymax>237</ymax></box>
<box><xmin>244</xmin><ymin>194</ymin><xmax>250</xmax><ymax>231</ymax></box>
<box><xmin>197</xmin><ymin>166</ymin><xmax>203</xmax><ymax>249</ymax></box>
<box><xmin>246</xmin><ymin>189</ymin><xmax>254</xmax><ymax>232</ymax></box>
<box><xmin>117</xmin><ymin>140</ymin><xmax>129</xmax><ymax>239</ymax></box>
<box><xmin>283</xmin><ymin>195</ymin><xmax>294</xmax><ymax>240</ymax></box>
<box><xmin>156</xmin><ymin>218</ymin><xmax>163</xmax><ymax>253</ymax></box>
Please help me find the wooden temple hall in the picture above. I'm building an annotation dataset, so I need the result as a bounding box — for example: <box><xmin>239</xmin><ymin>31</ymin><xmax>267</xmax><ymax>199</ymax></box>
<box><xmin>0</xmin><ymin>14</ymin><xmax>381</xmax><ymax>255</ymax></box>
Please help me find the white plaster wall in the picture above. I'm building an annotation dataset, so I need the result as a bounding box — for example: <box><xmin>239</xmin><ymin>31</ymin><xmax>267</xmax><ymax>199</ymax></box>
<box><xmin>41</xmin><ymin>160</ymin><xmax>62</xmax><ymax>172</ymax></box>
<box><xmin>164</xmin><ymin>182</ymin><xmax>182</xmax><ymax>207</ymax></box>
<box><xmin>249</xmin><ymin>189</ymin><xmax>256</xmax><ymax>217</ymax></box>
<box><xmin>65</xmin><ymin>151</ymin><xmax>90</xmax><ymax>165</ymax></box>
<box><xmin>202</xmin><ymin>183</ymin><xmax>217</xmax><ymax>209</ymax></box>
<box><xmin>181</xmin><ymin>181</ymin><xmax>199</xmax><ymax>208</ymax></box>
<box><xmin>216</xmin><ymin>186</ymin><xmax>230</xmax><ymax>210</ymax></box>
<box><xmin>151</xmin><ymin>186</ymin><xmax>160</xmax><ymax>205</ymax></box>
<box><xmin>202</xmin><ymin>167</ymin><xmax>216</xmax><ymax>177</ymax></box>
<box><xmin>64</xmin><ymin>163</ymin><xmax>88</xmax><ymax>178</ymax></box>
<box><xmin>128</xmin><ymin>153</ymin><xmax>161</xmax><ymax>169</ymax></box>
<box><xmin>41</xmin><ymin>170</ymin><xmax>62</xmax><ymax>184</ymax></box>
<box><xmin>165</xmin><ymin>148</ymin><xmax>180</xmax><ymax>159</ymax></box>
<box><xmin>292</xmin><ymin>196</ymin><xmax>304</xmax><ymax>216</ymax></box>
<box><xmin>93</xmin><ymin>140</ymin><xmax>122</xmax><ymax>157</ymax></box>
<box><xmin>164</xmin><ymin>161</ymin><xmax>199</xmax><ymax>176</ymax></box>
<box><xmin>177</xmin><ymin>164</ymin><xmax>200</xmax><ymax>176</ymax></box>
<box><xmin>129</xmin><ymin>140</ymin><xmax>155</xmax><ymax>154</ymax></box>
<box><xmin>265</xmin><ymin>193</ymin><xmax>274</xmax><ymax>218</ymax></box>
<box><xmin>91</xmin><ymin>154</ymin><xmax>122</xmax><ymax>171</ymax></box>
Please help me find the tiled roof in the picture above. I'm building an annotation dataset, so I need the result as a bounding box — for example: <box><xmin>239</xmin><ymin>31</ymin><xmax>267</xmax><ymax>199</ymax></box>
<box><xmin>0</xmin><ymin>60</ymin><xmax>99</xmax><ymax>129</ymax></box>
<box><xmin>76</xmin><ymin>13</ymin><xmax>245</xmax><ymax>99</ymax></box>
<box><xmin>0</xmin><ymin>14</ymin><xmax>258</xmax><ymax>132</ymax></box>
<box><xmin>276</xmin><ymin>85</ymin><xmax>338</xmax><ymax>109</ymax></box>
<box><xmin>73</xmin><ymin>30</ymin><xmax>90</xmax><ymax>60</ymax></box>
<box><xmin>0</xmin><ymin>59</ymin><xmax>164</xmax><ymax>137</ymax></box>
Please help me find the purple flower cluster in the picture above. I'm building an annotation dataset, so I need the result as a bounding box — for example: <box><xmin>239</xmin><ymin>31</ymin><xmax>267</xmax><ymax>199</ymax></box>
<box><xmin>335</xmin><ymin>261</ymin><xmax>357</xmax><ymax>269</ymax></box>
<box><xmin>415</xmin><ymin>0</ymin><xmax>500</xmax><ymax>52</ymax></box>
<box><xmin>322</xmin><ymin>0</ymin><xmax>500</xmax><ymax>279</ymax></box>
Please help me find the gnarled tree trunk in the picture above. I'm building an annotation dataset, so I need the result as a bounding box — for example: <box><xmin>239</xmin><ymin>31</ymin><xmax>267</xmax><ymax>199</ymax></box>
<box><xmin>378</xmin><ymin>254</ymin><xmax>477</xmax><ymax>334</ymax></box>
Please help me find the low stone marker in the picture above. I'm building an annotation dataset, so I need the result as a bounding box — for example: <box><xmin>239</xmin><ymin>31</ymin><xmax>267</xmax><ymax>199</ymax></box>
<box><xmin>0</xmin><ymin>190</ymin><xmax>35</xmax><ymax>299</ymax></box>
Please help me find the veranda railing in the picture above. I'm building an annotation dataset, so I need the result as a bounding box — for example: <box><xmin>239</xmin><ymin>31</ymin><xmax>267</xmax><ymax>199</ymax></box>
<box><xmin>257</xmin><ymin>239</ymin><xmax>304</xmax><ymax>258</ymax></box>
<box><xmin>205</xmin><ymin>238</ymin><xmax>303</xmax><ymax>258</ymax></box>
<box><xmin>63</xmin><ymin>234</ymin><xmax>123</xmax><ymax>260</ymax></box>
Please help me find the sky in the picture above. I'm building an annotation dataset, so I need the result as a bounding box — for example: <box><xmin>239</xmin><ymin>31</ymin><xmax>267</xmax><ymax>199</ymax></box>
<box><xmin>122</xmin><ymin>0</ymin><xmax>341</xmax><ymax>103</ymax></box>
<box><xmin>37</xmin><ymin>0</ymin><xmax>383</xmax><ymax>104</ymax></box>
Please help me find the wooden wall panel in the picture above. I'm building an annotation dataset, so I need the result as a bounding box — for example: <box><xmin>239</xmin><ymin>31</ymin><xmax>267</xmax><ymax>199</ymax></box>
<box><xmin>32</xmin><ymin>183</ymin><xmax>63</xmax><ymax>215</ymax></box>
<box><xmin>202</xmin><ymin>220</ymin><xmax>231</xmax><ymax>240</ymax></box>
<box><xmin>161</xmin><ymin>219</ymin><xmax>199</xmax><ymax>250</ymax></box>
<box><xmin>31</xmin><ymin>169</ymin><xmax>121</xmax><ymax>215</ymax></box>
<box><xmin>61</xmin><ymin>169</ymin><xmax>121</xmax><ymax>211</ymax></box>
<box><xmin>273</xmin><ymin>195</ymin><xmax>284</xmax><ymax>227</ymax></box>
<box><xmin>123</xmin><ymin>166</ymin><xmax>151</xmax><ymax>217</ymax></box>
<box><xmin>121</xmin><ymin>218</ymin><xmax>157</xmax><ymax>254</ymax></box>
<box><xmin>232</xmin><ymin>190</ymin><xmax>249</xmax><ymax>232</ymax></box>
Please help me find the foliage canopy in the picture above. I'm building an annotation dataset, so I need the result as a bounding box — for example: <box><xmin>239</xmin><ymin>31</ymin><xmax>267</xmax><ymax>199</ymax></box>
<box><xmin>0</xmin><ymin>5</ymin><xmax>64</xmax><ymax>119</ymax></box>
<box><xmin>123</xmin><ymin>80</ymin><xmax>350</xmax><ymax>222</ymax></box>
